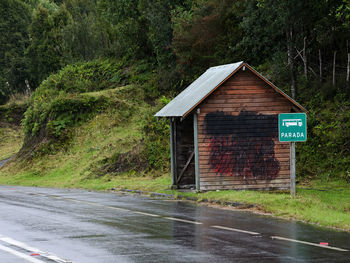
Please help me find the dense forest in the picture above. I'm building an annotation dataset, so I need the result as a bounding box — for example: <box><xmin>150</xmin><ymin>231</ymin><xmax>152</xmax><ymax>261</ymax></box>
<box><xmin>0</xmin><ymin>0</ymin><xmax>349</xmax><ymax>180</ymax></box>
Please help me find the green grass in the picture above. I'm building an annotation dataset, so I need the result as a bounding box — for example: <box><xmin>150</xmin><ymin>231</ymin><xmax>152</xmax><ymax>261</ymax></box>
<box><xmin>0</xmin><ymin>126</ymin><xmax>23</xmax><ymax>160</ymax></box>
<box><xmin>0</xmin><ymin>86</ymin><xmax>349</xmax><ymax>232</ymax></box>
<box><xmin>1</xmin><ymin>158</ymin><xmax>349</xmax><ymax>231</ymax></box>
<box><xmin>0</xmin><ymin>108</ymin><xmax>144</xmax><ymax>179</ymax></box>
<box><xmin>94</xmin><ymin>177</ymin><xmax>350</xmax><ymax>231</ymax></box>
<box><xmin>0</xmin><ymin>84</ymin><xmax>148</xmax><ymax>183</ymax></box>
<box><xmin>100</xmin><ymin>176</ymin><xmax>349</xmax><ymax>231</ymax></box>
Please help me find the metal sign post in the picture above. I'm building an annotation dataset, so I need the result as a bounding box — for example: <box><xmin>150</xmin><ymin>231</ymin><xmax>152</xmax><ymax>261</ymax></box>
<box><xmin>290</xmin><ymin>142</ymin><xmax>296</xmax><ymax>196</ymax></box>
<box><xmin>278</xmin><ymin>113</ymin><xmax>307</xmax><ymax>197</ymax></box>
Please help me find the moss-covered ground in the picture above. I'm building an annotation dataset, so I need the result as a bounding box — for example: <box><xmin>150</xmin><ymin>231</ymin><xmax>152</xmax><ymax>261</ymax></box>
<box><xmin>0</xmin><ymin>100</ymin><xmax>26</xmax><ymax>160</ymax></box>
<box><xmin>0</xmin><ymin>126</ymin><xmax>23</xmax><ymax>160</ymax></box>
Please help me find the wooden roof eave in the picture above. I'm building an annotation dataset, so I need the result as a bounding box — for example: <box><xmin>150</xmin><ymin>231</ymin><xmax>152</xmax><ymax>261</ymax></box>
<box><xmin>182</xmin><ymin>63</ymin><xmax>245</xmax><ymax>118</ymax></box>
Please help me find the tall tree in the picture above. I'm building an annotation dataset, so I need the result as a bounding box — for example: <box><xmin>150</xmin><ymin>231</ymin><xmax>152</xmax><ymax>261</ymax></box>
<box><xmin>0</xmin><ymin>0</ymin><xmax>31</xmax><ymax>103</ymax></box>
<box><xmin>240</xmin><ymin>0</ymin><xmax>328</xmax><ymax>98</ymax></box>
<box><xmin>172</xmin><ymin>0</ymin><xmax>244</xmax><ymax>84</ymax></box>
<box><xmin>26</xmin><ymin>3</ymin><xmax>70</xmax><ymax>88</ymax></box>
<box><xmin>62</xmin><ymin>0</ymin><xmax>105</xmax><ymax>62</ymax></box>
<box><xmin>137</xmin><ymin>0</ymin><xmax>189</xmax><ymax>92</ymax></box>
<box><xmin>97</xmin><ymin>0</ymin><xmax>152</xmax><ymax>59</ymax></box>
<box><xmin>139</xmin><ymin>0</ymin><xmax>186</xmax><ymax>69</ymax></box>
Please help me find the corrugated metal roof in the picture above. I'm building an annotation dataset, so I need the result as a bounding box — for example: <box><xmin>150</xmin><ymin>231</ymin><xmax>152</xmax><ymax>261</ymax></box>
<box><xmin>155</xmin><ymin>62</ymin><xmax>243</xmax><ymax>117</ymax></box>
<box><xmin>155</xmin><ymin>61</ymin><xmax>307</xmax><ymax>118</ymax></box>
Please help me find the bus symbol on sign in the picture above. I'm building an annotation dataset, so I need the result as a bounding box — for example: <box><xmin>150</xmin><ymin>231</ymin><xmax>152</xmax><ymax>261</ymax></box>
<box><xmin>282</xmin><ymin>119</ymin><xmax>303</xmax><ymax>127</ymax></box>
<box><xmin>279</xmin><ymin>113</ymin><xmax>307</xmax><ymax>142</ymax></box>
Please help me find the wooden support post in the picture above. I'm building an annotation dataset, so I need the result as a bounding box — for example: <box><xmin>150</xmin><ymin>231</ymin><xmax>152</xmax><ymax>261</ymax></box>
<box><xmin>193</xmin><ymin>111</ymin><xmax>200</xmax><ymax>191</ymax></box>
<box><xmin>290</xmin><ymin>142</ymin><xmax>296</xmax><ymax>197</ymax></box>
<box><xmin>170</xmin><ymin>119</ymin><xmax>176</xmax><ymax>187</ymax></box>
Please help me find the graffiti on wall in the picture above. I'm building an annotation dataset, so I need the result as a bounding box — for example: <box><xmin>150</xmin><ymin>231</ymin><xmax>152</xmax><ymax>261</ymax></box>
<box><xmin>204</xmin><ymin>111</ymin><xmax>280</xmax><ymax>180</ymax></box>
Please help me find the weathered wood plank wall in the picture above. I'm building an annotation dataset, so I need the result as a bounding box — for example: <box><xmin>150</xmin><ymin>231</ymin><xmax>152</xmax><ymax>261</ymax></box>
<box><xmin>197</xmin><ymin>69</ymin><xmax>292</xmax><ymax>190</ymax></box>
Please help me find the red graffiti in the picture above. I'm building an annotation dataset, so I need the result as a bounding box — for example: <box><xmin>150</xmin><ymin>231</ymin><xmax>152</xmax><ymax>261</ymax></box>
<box><xmin>205</xmin><ymin>111</ymin><xmax>280</xmax><ymax>180</ymax></box>
<box><xmin>208</xmin><ymin>136</ymin><xmax>279</xmax><ymax>180</ymax></box>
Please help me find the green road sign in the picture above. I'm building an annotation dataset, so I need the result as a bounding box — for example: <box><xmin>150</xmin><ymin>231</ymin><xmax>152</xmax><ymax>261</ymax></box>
<box><xmin>278</xmin><ymin>113</ymin><xmax>307</xmax><ymax>142</ymax></box>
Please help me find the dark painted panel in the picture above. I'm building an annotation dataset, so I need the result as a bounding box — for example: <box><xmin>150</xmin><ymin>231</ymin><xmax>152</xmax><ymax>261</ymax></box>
<box><xmin>203</xmin><ymin>111</ymin><xmax>280</xmax><ymax>181</ymax></box>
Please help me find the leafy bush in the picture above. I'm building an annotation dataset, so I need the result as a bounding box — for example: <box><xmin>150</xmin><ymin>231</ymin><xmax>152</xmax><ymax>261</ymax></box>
<box><xmin>21</xmin><ymin>59</ymin><xmax>141</xmax><ymax>157</ymax></box>
<box><xmin>141</xmin><ymin>96</ymin><xmax>171</xmax><ymax>172</ymax></box>
<box><xmin>0</xmin><ymin>102</ymin><xmax>27</xmax><ymax>126</ymax></box>
<box><xmin>35</xmin><ymin>59</ymin><xmax>130</xmax><ymax>94</ymax></box>
<box><xmin>297</xmin><ymin>95</ymin><xmax>350</xmax><ymax>181</ymax></box>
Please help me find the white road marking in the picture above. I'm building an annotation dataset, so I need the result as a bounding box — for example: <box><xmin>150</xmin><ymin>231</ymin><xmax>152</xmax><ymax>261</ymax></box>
<box><xmin>65</xmin><ymin>199</ymin><xmax>104</xmax><ymax>206</ymax></box>
<box><xmin>49</xmin><ymin>195</ymin><xmax>63</xmax><ymax>200</ymax></box>
<box><xmin>132</xmin><ymin>211</ymin><xmax>160</xmax><ymax>217</ymax></box>
<box><xmin>271</xmin><ymin>236</ymin><xmax>349</xmax><ymax>252</ymax></box>
<box><xmin>61</xmin><ymin>196</ymin><xmax>162</xmax><ymax>217</ymax></box>
<box><xmin>19</xmin><ymin>191</ymin><xmax>348</xmax><ymax>254</ymax></box>
<box><xmin>0</xmin><ymin>244</ymin><xmax>46</xmax><ymax>263</ymax></box>
<box><xmin>74</xmin><ymin>199</ymin><xmax>158</xmax><ymax>216</ymax></box>
<box><xmin>28</xmin><ymin>193</ymin><xmax>46</xmax><ymax>197</ymax></box>
<box><xmin>164</xmin><ymin>217</ymin><xmax>202</xmax><ymax>225</ymax></box>
<box><xmin>0</xmin><ymin>237</ymin><xmax>72</xmax><ymax>263</ymax></box>
<box><xmin>212</xmin><ymin>225</ymin><xmax>260</xmax><ymax>235</ymax></box>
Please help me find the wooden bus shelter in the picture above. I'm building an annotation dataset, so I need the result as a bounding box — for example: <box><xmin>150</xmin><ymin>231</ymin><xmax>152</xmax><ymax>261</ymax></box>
<box><xmin>155</xmin><ymin>62</ymin><xmax>307</xmax><ymax>191</ymax></box>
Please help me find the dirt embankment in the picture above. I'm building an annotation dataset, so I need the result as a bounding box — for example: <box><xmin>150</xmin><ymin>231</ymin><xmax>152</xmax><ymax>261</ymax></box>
<box><xmin>0</xmin><ymin>103</ymin><xmax>26</xmax><ymax>162</ymax></box>
<box><xmin>0</xmin><ymin>103</ymin><xmax>27</xmax><ymax>127</ymax></box>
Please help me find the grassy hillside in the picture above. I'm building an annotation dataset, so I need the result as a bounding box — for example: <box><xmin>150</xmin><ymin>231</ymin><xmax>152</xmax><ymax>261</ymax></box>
<box><xmin>297</xmin><ymin>96</ymin><xmax>350</xmax><ymax>182</ymax></box>
<box><xmin>0</xmin><ymin>59</ymin><xmax>349</xmax><ymax>231</ymax></box>
<box><xmin>0</xmin><ymin>59</ymin><xmax>170</xmax><ymax>183</ymax></box>
<box><xmin>0</xmin><ymin>126</ymin><xmax>23</xmax><ymax>161</ymax></box>
<box><xmin>0</xmin><ymin>90</ymin><xmax>348</xmax><ymax>231</ymax></box>
<box><xmin>0</xmin><ymin>100</ymin><xmax>26</xmax><ymax>160</ymax></box>
<box><xmin>0</xmin><ymin>86</ymin><xmax>144</xmax><ymax>184</ymax></box>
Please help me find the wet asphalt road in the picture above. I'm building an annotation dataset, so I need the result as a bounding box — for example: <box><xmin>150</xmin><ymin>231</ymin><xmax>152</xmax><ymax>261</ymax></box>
<box><xmin>0</xmin><ymin>186</ymin><xmax>349</xmax><ymax>263</ymax></box>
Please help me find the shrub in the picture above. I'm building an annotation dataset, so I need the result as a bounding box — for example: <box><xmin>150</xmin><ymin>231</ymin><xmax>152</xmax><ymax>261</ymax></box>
<box><xmin>142</xmin><ymin>96</ymin><xmax>171</xmax><ymax>171</ymax></box>
<box><xmin>21</xmin><ymin>59</ymin><xmax>141</xmax><ymax>157</ymax></box>
<box><xmin>297</xmin><ymin>95</ymin><xmax>350</xmax><ymax>181</ymax></box>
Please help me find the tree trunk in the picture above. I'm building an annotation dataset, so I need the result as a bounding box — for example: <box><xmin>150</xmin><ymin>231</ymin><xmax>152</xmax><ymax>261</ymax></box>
<box><xmin>333</xmin><ymin>50</ymin><xmax>337</xmax><ymax>87</ymax></box>
<box><xmin>347</xmin><ymin>53</ymin><xmax>350</xmax><ymax>84</ymax></box>
<box><xmin>25</xmin><ymin>79</ymin><xmax>31</xmax><ymax>97</ymax></box>
<box><xmin>287</xmin><ymin>29</ymin><xmax>296</xmax><ymax>99</ymax></box>
<box><xmin>303</xmin><ymin>36</ymin><xmax>307</xmax><ymax>80</ymax></box>
<box><xmin>319</xmin><ymin>49</ymin><xmax>322</xmax><ymax>82</ymax></box>
<box><xmin>347</xmin><ymin>41</ymin><xmax>350</xmax><ymax>85</ymax></box>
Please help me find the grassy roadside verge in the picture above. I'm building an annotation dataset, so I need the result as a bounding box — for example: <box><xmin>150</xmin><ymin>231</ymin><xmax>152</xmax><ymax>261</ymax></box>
<box><xmin>0</xmin><ymin>126</ymin><xmax>23</xmax><ymax>161</ymax></box>
<box><xmin>0</xmin><ymin>97</ymin><xmax>27</xmax><ymax>161</ymax></box>
<box><xmin>0</xmin><ymin>116</ymin><xmax>349</xmax><ymax>232</ymax></box>
<box><xmin>0</xmin><ymin>166</ymin><xmax>348</xmax><ymax>231</ymax></box>
<box><xmin>0</xmin><ymin>88</ymin><xmax>348</xmax><ymax>232</ymax></box>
